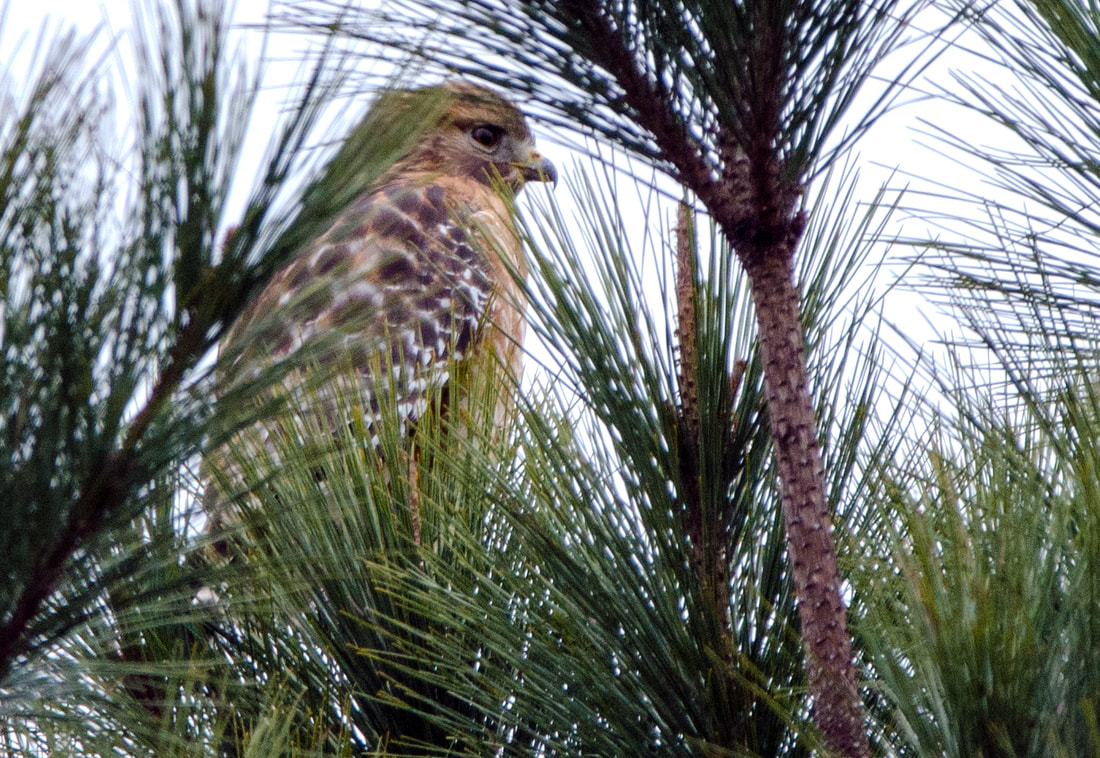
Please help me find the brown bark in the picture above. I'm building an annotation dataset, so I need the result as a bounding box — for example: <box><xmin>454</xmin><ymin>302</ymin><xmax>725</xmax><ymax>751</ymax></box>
<box><xmin>741</xmin><ymin>245</ymin><xmax>867</xmax><ymax>758</ymax></box>
<box><xmin>674</xmin><ymin>203</ymin><xmax>734</xmax><ymax>637</ymax></box>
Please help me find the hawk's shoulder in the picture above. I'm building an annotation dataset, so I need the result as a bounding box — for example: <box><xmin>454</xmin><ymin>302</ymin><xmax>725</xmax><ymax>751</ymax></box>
<box><xmin>229</xmin><ymin>180</ymin><xmax>496</xmax><ymax>383</ymax></box>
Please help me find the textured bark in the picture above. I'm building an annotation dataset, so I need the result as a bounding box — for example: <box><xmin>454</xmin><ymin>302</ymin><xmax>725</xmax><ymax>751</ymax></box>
<box><xmin>674</xmin><ymin>204</ymin><xmax>735</xmax><ymax>637</ymax></box>
<box><xmin>741</xmin><ymin>246</ymin><xmax>867</xmax><ymax>758</ymax></box>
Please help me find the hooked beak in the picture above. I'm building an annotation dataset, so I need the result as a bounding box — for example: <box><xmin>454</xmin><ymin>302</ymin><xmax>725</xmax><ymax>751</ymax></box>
<box><xmin>518</xmin><ymin>153</ymin><xmax>558</xmax><ymax>187</ymax></box>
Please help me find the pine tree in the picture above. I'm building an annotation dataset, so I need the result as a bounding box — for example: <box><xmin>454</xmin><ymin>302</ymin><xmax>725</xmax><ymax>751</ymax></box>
<box><xmin>8</xmin><ymin>1</ymin><xmax>1100</xmax><ymax>757</ymax></box>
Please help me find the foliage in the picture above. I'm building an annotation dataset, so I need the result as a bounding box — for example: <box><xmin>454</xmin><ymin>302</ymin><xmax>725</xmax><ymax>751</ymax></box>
<box><xmin>273</xmin><ymin>4</ymin><xmax>933</xmax><ymax>752</ymax></box>
<box><xmin>186</xmin><ymin>156</ymin><xmax>896</xmax><ymax>757</ymax></box>
<box><xmin>11</xmin><ymin>0</ymin><xmax>1100</xmax><ymax>757</ymax></box>
<box><xmin>856</xmin><ymin>379</ymin><xmax>1100</xmax><ymax>757</ymax></box>
<box><xmin>0</xmin><ymin>0</ymin><xmax>422</xmax><ymax>754</ymax></box>
<box><xmin>852</xmin><ymin>1</ymin><xmax>1100</xmax><ymax>756</ymax></box>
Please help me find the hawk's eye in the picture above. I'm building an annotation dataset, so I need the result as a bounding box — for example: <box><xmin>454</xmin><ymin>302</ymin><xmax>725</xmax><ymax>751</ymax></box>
<box><xmin>471</xmin><ymin>125</ymin><xmax>504</xmax><ymax>149</ymax></box>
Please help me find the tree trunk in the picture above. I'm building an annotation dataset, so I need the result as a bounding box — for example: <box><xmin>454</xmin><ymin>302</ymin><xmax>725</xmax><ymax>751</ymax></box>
<box><xmin>741</xmin><ymin>244</ymin><xmax>868</xmax><ymax>758</ymax></box>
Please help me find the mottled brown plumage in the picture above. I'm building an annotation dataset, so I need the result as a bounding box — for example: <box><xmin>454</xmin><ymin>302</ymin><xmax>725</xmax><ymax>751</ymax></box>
<box><xmin>205</xmin><ymin>82</ymin><xmax>554</xmax><ymax>532</ymax></box>
<box><xmin>227</xmin><ymin>81</ymin><xmax>553</xmax><ymax>441</ymax></box>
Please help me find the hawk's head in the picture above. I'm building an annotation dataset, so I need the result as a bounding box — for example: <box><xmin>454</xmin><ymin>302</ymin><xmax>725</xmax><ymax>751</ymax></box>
<box><xmin>386</xmin><ymin>81</ymin><xmax>557</xmax><ymax>192</ymax></box>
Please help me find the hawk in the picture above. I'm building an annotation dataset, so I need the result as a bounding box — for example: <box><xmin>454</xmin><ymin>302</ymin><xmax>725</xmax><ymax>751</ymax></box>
<box><xmin>206</xmin><ymin>81</ymin><xmax>555</xmax><ymax>535</ymax></box>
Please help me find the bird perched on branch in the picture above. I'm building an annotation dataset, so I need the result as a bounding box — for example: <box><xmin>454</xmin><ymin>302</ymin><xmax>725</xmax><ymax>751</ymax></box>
<box><xmin>205</xmin><ymin>81</ymin><xmax>556</xmax><ymax>538</ymax></box>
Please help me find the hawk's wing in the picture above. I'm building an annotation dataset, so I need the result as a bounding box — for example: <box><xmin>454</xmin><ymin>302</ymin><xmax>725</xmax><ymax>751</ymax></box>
<box><xmin>224</xmin><ymin>181</ymin><xmax>495</xmax><ymax>442</ymax></box>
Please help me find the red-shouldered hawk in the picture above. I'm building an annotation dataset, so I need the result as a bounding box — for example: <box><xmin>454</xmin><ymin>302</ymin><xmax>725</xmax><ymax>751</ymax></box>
<box><xmin>206</xmin><ymin>81</ymin><xmax>555</xmax><ymax>533</ymax></box>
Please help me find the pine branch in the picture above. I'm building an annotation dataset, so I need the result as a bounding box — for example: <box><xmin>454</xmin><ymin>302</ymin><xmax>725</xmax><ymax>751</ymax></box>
<box><xmin>742</xmin><ymin>246</ymin><xmax>865</xmax><ymax>756</ymax></box>
<box><xmin>0</xmin><ymin>303</ymin><xmax>209</xmax><ymax>674</ymax></box>
<box><xmin>555</xmin><ymin>2</ymin><xmax>721</xmax><ymax>198</ymax></box>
